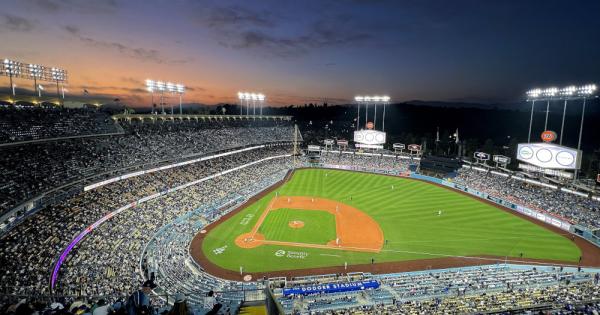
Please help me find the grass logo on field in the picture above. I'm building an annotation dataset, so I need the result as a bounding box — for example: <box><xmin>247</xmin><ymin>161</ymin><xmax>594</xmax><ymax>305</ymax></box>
<box><xmin>240</xmin><ymin>214</ymin><xmax>254</xmax><ymax>225</ymax></box>
<box><xmin>213</xmin><ymin>245</ymin><xmax>228</xmax><ymax>255</ymax></box>
<box><xmin>275</xmin><ymin>250</ymin><xmax>286</xmax><ymax>257</ymax></box>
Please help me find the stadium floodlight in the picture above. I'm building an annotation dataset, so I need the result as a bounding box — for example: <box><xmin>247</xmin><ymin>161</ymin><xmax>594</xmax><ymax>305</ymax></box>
<box><xmin>175</xmin><ymin>84</ymin><xmax>185</xmax><ymax>115</ymax></box>
<box><xmin>354</xmin><ymin>94</ymin><xmax>392</xmax><ymax>132</ymax></box>
<box><xmin>560</xmin><ymin>86</ymin><xmax>577</xmax><ymax>96</ymax></box>
<box><xmin>526</xmin><ymin>84</ymin><xmax>597</xmax><ymax>145</ymax></box>
<box><xmin>527</xmin><ymin>84</ymin><xmax>596</xmax><ymax>100</ymax></box>
<box><xmin>28</xmin><ymin>64</ymin><xmax>45</xmax><ymax>95</ymax></box>
<box><xmin>579</xmin><ymin>84</ymin><xmax>597</xmax><ymax>95</ymax></box>
<box><xmin>145</xmin><ymin>79</ymin><xmax>155</xmax><ymax>92</ymax></box>
<box><xmin>27</xmin><ymin>64</ymin><xmax>44</xmax><ymax>78</ymax></box>
<box><xmin>50</xmin><ymin>67</ymin><xmax>67</xmax><ymax>106</ymax></box>
<box><xmin>237</xmin><ymin>91</ymin><xmax>266</xmax><ymax>116</ymax></box>
<box><xmin>1</xmin><ymin>59</ymin><xmax>23</xmax><ymax>96</ymax></box>
<box><xmin>166</xmin><ymin>82</ymin><xmax>176</xmax><ymax>93</ymax></box>
<box><xmin>145</xmin><ymin>79</ymin><xmax>186</xmax><ymax>114</ymax></box>
<box><xmin>50</xmin><ymin>67</ymin><xmax>67</xmax><ymax>82</ymax></box>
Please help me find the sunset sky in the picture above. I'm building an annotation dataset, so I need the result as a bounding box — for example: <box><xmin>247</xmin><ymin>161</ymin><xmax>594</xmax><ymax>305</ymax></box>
<box><xmin>1</xmin><ymin>0</ymin><xmax>599</xmax><ymax>107</ymax></box>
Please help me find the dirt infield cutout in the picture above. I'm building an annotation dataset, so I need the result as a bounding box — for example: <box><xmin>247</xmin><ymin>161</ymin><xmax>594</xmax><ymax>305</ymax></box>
<box><xmin>234</xmin><ymin>196</ymin><xmax>384</xmax><ymax>253</ymax></box>
<box><xmin>288</xmin><ymin>220</ymin><xmax>305</xmax><ymax>229</ymax></box>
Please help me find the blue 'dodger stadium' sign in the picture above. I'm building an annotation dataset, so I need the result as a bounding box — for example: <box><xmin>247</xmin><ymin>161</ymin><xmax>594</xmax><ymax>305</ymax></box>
<box><xmin>282</xmin><ymin>280</ymin><xmax>380</xmax><ymax>296</ymax></box>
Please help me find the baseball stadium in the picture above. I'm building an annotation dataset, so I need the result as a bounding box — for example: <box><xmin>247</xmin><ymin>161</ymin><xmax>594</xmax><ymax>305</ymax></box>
<box><xmin>2</xmin><ymin>2</ymin><xmax>600</xmax><ymax>315</ymax></box>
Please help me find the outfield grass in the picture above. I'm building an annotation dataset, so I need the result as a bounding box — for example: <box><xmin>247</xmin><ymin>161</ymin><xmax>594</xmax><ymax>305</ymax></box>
<box><xmin>201</xmin><ymin>169</ymin><xmax>581</xmax><ymax>273</ymax></box>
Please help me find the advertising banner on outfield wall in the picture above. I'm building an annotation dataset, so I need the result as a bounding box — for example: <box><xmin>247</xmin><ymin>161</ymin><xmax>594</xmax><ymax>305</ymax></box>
<box><xmin>283</xmin><ymin>280</ymin><xmax>380</xmax><ymax>296</ymax></box>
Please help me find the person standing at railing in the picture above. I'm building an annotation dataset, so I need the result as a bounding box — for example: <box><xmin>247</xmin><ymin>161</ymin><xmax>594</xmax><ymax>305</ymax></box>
<box><xmin>167</xmin><ymin>293</ymin><xmax>193</xmax><ymax>315</ymax></box>
<box><xmin>203</xmin><ymin>291</ymin><xmax>222</xmax><ymax>315</ymax></box>
<box><xmin>127</xmin><ymin>280</ymin><xmax>156</xmax><ymax>315</ymax></box>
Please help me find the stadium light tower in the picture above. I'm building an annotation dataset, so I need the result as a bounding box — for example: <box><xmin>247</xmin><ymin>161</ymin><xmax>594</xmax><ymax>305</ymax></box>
<box><xmin>27</xmin><ymin>64</ymin><xmax>44</xmax><ymax>98</ymax></box>
<box><xmin>258</xmin><ymin>93</ymin><xmax>265</xmax><ymax>116</ymax></box>
<box><xmin>166</xmin><ymin>82</ymin><xmax>176</xmax><ymax>115</ymax></box>
<box><xmin>237</xmin><ymin>91</ymin><xmax>265</xmax><ymax>116</ymax></box>
<box><xmin>244</xmin><ymin>92</ymin><xmax>250</xmax><ymax>115</ymax></box>
<box><xmin>146</xmin><ymin>79</ymin><xmax>156</xmax><ymax>113</ymax></box>
<box><xmin>176</xmin><ymin>84</ymin><xmax>185</xmax><ymax>115</ymax></box>
<box><xmin>354</xmin><ymin>96</ymin><xmax>363</xmax><ymax>131</ymax></box>
<box><xmin>156</xmin><ymin>81</ymin><xmax>166</xmax><ymax>114</ymax></box>
<box><xmin>50</xmin><ymin>67</ymin><xmax>67</xmax><ymax>106</ymax></box>
<box><xmin>526</xmin><ymin>84</ymin><xmax>597</xmax><ymax>147</ymax></box>
<box><xmin>1</xmin><ymin>59</ymin><xmax>23</xmax><ymax>97</ymax></box>
<box><xmin>559</xmin><ymin>86</ymin><xmax>577</xmax><ymax>145</ymax></box>
<box><xmin>237</xmin><ymin>92</ymin><xmax>244</xmax><ymax>115</ymax></box>
<box><xmin>354</xmin><ymin>95</ymin><xmax>391</xmax><ymax>131</ymax></box>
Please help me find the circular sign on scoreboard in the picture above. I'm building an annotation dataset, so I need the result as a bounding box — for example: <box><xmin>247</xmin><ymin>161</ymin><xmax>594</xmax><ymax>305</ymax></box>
<box><xmin>366</xmin><ymin>121</ymin><xmax>374</xmax><ymax>129</ymax></box>
<box><xmin>556</xmin><ymin>151</ymin><xmax>575</xmax><ymax>166</ymax></box>
<box><xmin>541</xmin><ymin>130</ymin><xmax>557</xmax><ymax>143</ymax></box>
<box><xmin>519</xmin><ymin>146</ymin><xmax>534</xmax><ymax>159</ymax></box>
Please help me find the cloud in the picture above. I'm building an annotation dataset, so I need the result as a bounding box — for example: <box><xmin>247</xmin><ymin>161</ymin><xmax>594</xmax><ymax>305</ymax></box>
<box><xmin>193</xmin><ymin>4</ymin><xmax>374</xmax><ymax>57</ymax></box>
<box><xmin>63</xmin><ymin>25</ymin><xmax>192</xmax><ymax>64</ymax></box>
<box><xmin>185</xmin><ymin>86</ymin><xmax>206</xmax><ymax>92</ymax></box>
<box><xmin>1</xmin><ymin>14</ymin><xmax>35</xmax><ymax>32</ymax></box>
<box><xmin>23</xmin><ymin>0</ymin><xmax>118</xmax><ymax>14</ymax></box>
<box><xmin>203</xmin><ymin>5</ymin><xmax>276</xmax><ymax>29</ymax></box>
<box><xmin>228</xmin><ymin>17</ymin><xmax>373</xmax><ymax>57</ymax></box>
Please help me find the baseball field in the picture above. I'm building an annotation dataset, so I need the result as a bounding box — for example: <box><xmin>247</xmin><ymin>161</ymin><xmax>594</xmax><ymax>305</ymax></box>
<box><xmin>197</xmin><ymin>169</ymin><xmax>582</xmax><ymax>277</ymax></box>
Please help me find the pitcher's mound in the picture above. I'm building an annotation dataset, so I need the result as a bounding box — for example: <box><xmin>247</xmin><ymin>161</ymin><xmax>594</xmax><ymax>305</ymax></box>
<box><xmin>288</xmin><ymin>220</ymin><xmax>305</xmax><ymax>229</ymax></box>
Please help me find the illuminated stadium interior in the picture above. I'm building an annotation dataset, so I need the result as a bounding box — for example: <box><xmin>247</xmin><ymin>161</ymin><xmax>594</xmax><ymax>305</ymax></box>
<box><xmin>1</xmin><ymin>1</ymin><xmax>600</xmax><ymax>315</ymax></box>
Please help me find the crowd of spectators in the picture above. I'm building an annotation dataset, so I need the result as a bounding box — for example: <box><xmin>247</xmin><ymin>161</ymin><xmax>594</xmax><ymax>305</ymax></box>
<box><xmin>317</xmin><ymin>151</ymin><xmax>413</xmax><ymax>173</ymax></box>
<box><xmin>276</xmin><ymin>266</ymin><xmax>600</xmax><ymax>314</ymax></box>
<box><xmin>0</xmin><ymin>107</ymin><xmax>119</xmax><ymax>143</ymax></box>
<box><xmin>3</xmin><ymin>107</ymin><xmax>600</xmax><ymax>314</ymax></box>
<box><xmin>0</xmin><ymin>145</ymin><xmax>292</xmax><ymax>300</ymax></box>
<box><xmin>454</xmin><ymin>168</ymin><xmax>600</xmax><ymax>229</ymax></box>
<box><xmin>0</xmin><ymin>117</ymin><xmax>294</xmax><ymax>214</ymax></box>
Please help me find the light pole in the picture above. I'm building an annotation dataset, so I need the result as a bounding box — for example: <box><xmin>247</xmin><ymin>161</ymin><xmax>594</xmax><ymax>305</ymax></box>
<box><xmin>238</xmin><ymin>92</ymin><xmax>244</xmax><ymax>115</ymax></box>
<box><xmin>258</xmin><ymin>93</ymin><xmax>265</xmax><ymax>116</ymax></box>
<box><xmin>2</xmin><ymin>59</ymin><xmax>23</xmax><ymax>97</ymax></box>
<box><xmin>28</xmin><ymin>64</ymin><xmax>44</xmax><ymax>99</ymax></box>
<box><xmin>354</xmin><ymin>95</ymin><xmax>390</xmax><ymax>130</ymax></box>
<box><xmin>544</xmin><ymin>87</ymin><xmax>557</xmax><ymax>130</ymax></box>
<box><xmin>559</xmin><ymin>86</ymin><xmax>576</xmax><ymax>145</ymax></box>
<box><xmin>527</xmin><ymin>84</ymin><xmax>596</xmax><ymax>181</ymax></box>
<box><xmin>354</xmin><ymin>96</ymin><xmax>362</xmax><ymax>131</ymax></box>
<box><xmin>50</xmin><ymin>67</ymin><xmax>67</xmax><ymax>106</ymax></box>
<box><xmin>525</xmin><ymin>88</ymin><xmax>542</xmax><ymax>143</ymax></box>
<box><xmin>238</xmin><ymin>91</ymin><xmax>265</xmax><ymax>117</ymax></box>
<box><xmin>176</xmin><ymin>84</ymin><xmax>185</xmax><ymax>115</ymax></box>
<box><xmin>146</xmin><ymin>80</ymin><xmax>155</xmax><ymax>113</ymax></box>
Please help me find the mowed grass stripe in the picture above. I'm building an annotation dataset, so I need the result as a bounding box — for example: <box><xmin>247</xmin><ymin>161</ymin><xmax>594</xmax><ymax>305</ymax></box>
<box><xmin>201</xmin><ymin>169</ymin><xmax>581</xmax><ymax>273</ymax></box>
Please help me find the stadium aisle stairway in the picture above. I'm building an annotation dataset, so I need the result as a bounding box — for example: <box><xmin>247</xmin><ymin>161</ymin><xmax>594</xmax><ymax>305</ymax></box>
<box><xmin>238</xmin><ymin>301</ymin><xmax>267</xmax><ymax>315</ymax></box>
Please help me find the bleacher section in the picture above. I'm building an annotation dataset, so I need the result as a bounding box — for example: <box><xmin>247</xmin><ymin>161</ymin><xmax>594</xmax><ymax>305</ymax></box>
<box><xmin>0</xmin><ymin>107</ymin><xmax>119</xmax><ymax>143</ymax></box>
<box><xmin>0</xmin><ymin>118</ymin><xmax>295</xmax><ymax>215</ymax></box>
